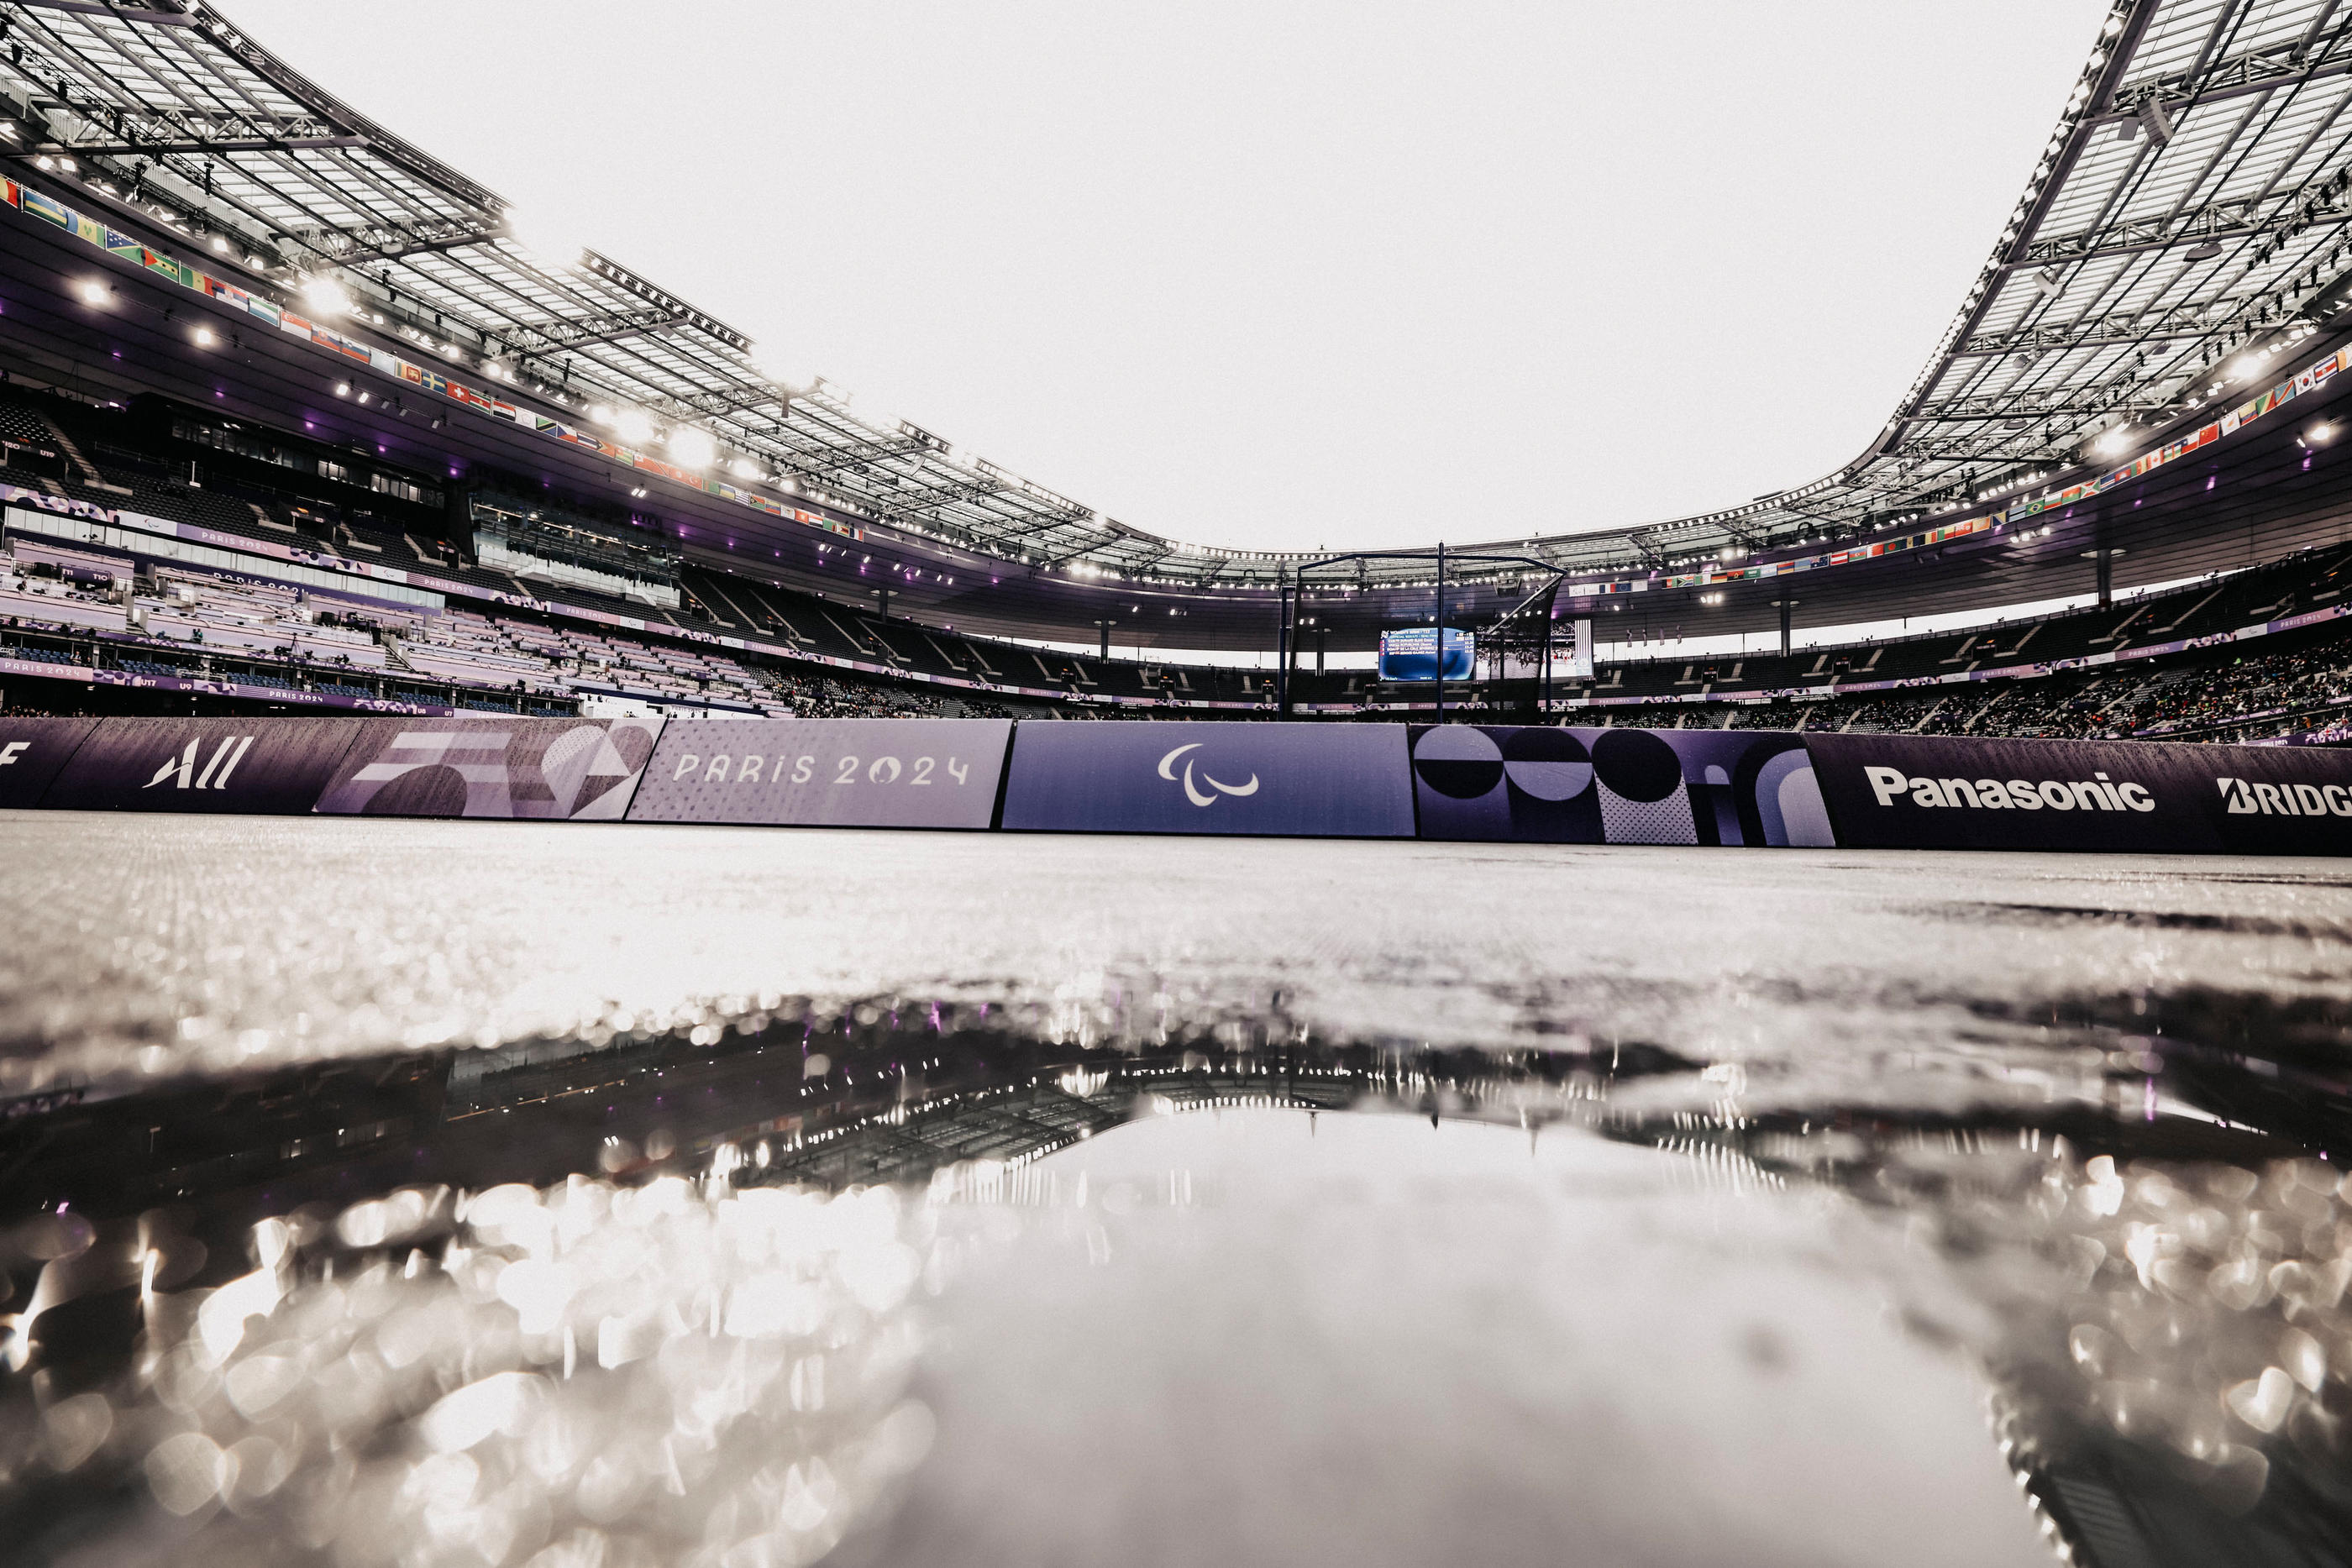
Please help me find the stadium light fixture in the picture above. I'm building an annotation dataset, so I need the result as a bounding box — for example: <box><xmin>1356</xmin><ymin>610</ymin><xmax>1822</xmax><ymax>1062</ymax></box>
<box><xmin>730</xmin><ymin>458</ymin><xmax>759</xmax><ymax>480</ymax></box>
<box><xmin>75</xmin><ymin>279</ymin><xmax>106</xmax><ymax>306</ymax></box>
<box><xmin>192</xmin><ymin>326</ymin><xmax>215</xmax><ymax>347</ymax></box>
<box><xmin>300</xmin><ymin>275</ymin><xmax>352</xmax><ymax>317</ymax></box>
<box><xmin>2312</xmin><ymin>422</ymin><xmax>2338</xmax><ymax>446</ymax></box>
<box><xmin>334</xmin><ymin>382</ymin><xmax>350</xmax><ymax>397</ymax></box>
<box><xmin>669</xmin><ymin>427</ymin><xmax>717</xmax><ymax>469</ymax></box>
<box><xmin>616</xmin><ymin>409</ymin><xmax>656</xmax><ymax>445</ymax></box>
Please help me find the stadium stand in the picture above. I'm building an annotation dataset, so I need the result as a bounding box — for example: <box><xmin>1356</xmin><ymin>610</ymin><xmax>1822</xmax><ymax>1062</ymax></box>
<box><xmin>1</xmin><ymin>379</ymin><xmax>2349</xmax><ymax>743</ymax></box>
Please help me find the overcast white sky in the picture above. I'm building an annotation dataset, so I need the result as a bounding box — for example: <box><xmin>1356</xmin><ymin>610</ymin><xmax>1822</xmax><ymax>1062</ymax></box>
<box><xmin>230</xmin><ymin>0</ymin><xmax>2108</xmax><ymax>556</ymax></box>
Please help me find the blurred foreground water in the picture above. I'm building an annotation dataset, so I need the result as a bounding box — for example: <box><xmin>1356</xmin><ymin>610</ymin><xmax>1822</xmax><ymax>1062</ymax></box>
<box><xmin>3</xmin><ymin>812</ymin><xmax>2351</xmax><ymax>1565</ymax></box>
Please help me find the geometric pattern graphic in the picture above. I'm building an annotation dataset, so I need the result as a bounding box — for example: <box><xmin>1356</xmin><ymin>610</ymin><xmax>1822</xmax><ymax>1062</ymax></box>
<box><xmin>312</xmin><ymin>717</ymin><xmax>664</xmax><ymax>820</ymax></box>
<box><xmin>1412</xmin><ymin>726</ymin><xmax>1833</xmax><ymax>847</ymax></box>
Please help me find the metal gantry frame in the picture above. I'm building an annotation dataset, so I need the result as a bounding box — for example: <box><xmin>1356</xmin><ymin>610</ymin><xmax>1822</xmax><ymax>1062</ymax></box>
<box><xmin>1273</xmin><ymin>546</ymin><xmax>1570</xmax><ymax>718</ymax></box>
<box><xmin>1</xmin><ymin>0</ymin><xmax>2350</xmax><ymax>597</ymax></box>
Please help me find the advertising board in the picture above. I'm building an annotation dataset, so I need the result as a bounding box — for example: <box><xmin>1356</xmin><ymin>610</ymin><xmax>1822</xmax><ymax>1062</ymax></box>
<box><xmin>39</xmin><ymin>717</ymin><xmax>365</xmax><ymax>814</ymax></box>
<box><xmin>627</xmin><ymin>718</ymin><xmax>1012</xmax><ymax>829</ymax></box>
<box><xmin>1411</xmin><ymin>726</ymin><xmax>1835</xmax><ymax>847</ymax></box>
<box><xmin>1801</xmin><ymin>732</ymin><xmax>2352</xmax><ymax>855</ymax></box>
<box><xmin>0</xmin><ymin>716</ymin><xmax>95</xmax><ymax>808</ymax></box>
<box><xmin>1000</xmin><ymin>721</ymin><xmax>1415</xmax><ymax>836</ymax></box>
<box><xmin>312</xmin><ymin>716</ymin><xmax>663</xmax><ymax>820</ymax></box>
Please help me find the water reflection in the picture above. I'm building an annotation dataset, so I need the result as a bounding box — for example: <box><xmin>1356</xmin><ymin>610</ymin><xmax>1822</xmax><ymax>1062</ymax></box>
<box><xmin>3</xmin><ymin>983</ymin><xmax>2350</xmax><ymax>1564</ymax></box>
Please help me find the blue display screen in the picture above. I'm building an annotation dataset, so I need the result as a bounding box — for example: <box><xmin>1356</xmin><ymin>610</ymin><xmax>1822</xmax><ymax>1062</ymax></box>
<box><xmin>1378</xmin><ymin>627</ymin><xmax>1475</xmax><ymax>682</ymax></box>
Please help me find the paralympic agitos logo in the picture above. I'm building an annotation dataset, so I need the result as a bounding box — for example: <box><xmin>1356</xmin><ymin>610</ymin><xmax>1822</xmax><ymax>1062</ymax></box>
<box><xmin>1157</xmin><ymin>742</ymin><xmax>1260</xmax><ymax>808</ymax></box>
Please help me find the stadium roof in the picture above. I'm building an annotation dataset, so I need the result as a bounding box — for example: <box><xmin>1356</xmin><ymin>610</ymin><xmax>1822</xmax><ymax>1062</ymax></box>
<box><xmin>2</xmin><ymin>0</ymin><xmax>2349</xmax><ymax>591</ymax></box>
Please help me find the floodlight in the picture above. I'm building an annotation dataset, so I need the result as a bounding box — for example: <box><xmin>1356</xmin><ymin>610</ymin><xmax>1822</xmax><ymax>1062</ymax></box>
<box><xmin>616</xmin><ymin>408</ymin><xmax>655</xmax><ymax>444</ymax></box>
<box><xmin>730</xmin><ymin>458</ymin><xmax>759</xmax><ymax>480</ymax></box>
<box><xmin>669</xmin><ymin>427</ymin><xmax>717</xmax><ymax>469</ymax></box>
<box><xmin>75</xmin><ymin>279</ymin><xmax>106</xmax><ymax>306</ymax></box>
<box><xmin>300</xmin><ymin>275</ymin><xmax>352</xmax><ymax>317</ymax></box>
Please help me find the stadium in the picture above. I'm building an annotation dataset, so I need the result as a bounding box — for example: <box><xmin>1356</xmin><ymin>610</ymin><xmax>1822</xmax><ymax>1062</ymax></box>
<box><xmin>3</xmin><ymin>2</ymin><xmax>2352</xmax><ymax>1565</ymax></box>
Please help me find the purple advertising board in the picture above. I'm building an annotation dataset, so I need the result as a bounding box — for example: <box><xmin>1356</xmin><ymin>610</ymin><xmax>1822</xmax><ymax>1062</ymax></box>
<box><xmin>627</xmin><ymin>718</ymin><xmax>1013</xmax><ymax>829</ymax></box>
<box><xmin>999</xmin><ymin>721</ymin><xmax>1415</xmax><ymax>836</ymax></box>
<box><xmin>39</xmin><ymin>717</ymin><xmax>367</xmax><ymax>815</ymax></box>
<box><xmin>1410</xmin><ymin>726</ymin><xmax>1835</xmax><ymax>847</ymax></box>
<box><xmin>1801</xmin><ymin>732</ymin><xmax>2352</xmax><ymax>855</ymax></box>
<box><xmin>312</xmin><ymin>716</ymin><xmax>664</xmax><ymax>820</ymax></box>
<box><xmin>0</xmin><ymin>716</ymin><xmax>95</xmax><ymax>809</ymax></box>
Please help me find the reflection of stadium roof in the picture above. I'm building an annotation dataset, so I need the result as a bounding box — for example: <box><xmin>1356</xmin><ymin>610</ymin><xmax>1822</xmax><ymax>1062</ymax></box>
<box><xmin>5</xmin><ymin>2</ymin><xmax>2352</xmax><ymax>596</ymax></box>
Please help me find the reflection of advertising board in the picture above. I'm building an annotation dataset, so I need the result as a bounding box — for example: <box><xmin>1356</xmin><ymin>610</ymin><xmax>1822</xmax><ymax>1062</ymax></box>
<box><xmin>41</xmin><ymin>717</ymin><xmax>365</xmax><ymax>814</ymax></box>
<box><xmin>0</xmin><ymin>717</ymin><xmax>96</xmax><ymax>808</ymax></box>
<box><xmin>1412</xmin><ymin>726</ymin><xmax>1835</xmax><ymax>847</ymax></box>
<box><xmin>313</xmin><ymin>717</ymin><xmax>662</xmax><ymax>820</ymax></box>
<box><xmin>627</xmin><ymin>718</ymin><xmax>1013</xmax><ymax>829</ymax></box>
<box><xmin>1802</xmin><ymin>733</ymin><xmax>2352</xmax><ymax>855</ymax></box>
<box><xmin>1378</xmin><ymin>628</ymin><xmax>1474</xmax><ymax>682</ymax></box>
<box><xmin>1001</xmin><ymin>721</ymin><xmax>1415</xmax><ymax>836</ymax></box>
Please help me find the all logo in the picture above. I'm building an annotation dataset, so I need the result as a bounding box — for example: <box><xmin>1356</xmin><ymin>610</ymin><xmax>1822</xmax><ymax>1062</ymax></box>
<box><xmin>143</xmin><ymin>736</ymin><xmax>255</xmax><ymax>791</ymax></box>
<box><xmin>1157</xmin><ymin>742</ymin><xmax>1260</xmax><ymax>808</ymax></box>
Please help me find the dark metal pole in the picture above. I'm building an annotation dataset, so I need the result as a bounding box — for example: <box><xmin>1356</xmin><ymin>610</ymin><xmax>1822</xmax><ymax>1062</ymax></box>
<box><xmin>1433</xmin><ymin>543</ymin><xmax>1446</xmax><ymax>723</ymax></box>
<box><xmin>1274</xmin><ymin>567</ymin><xmax>1291</xmax><ymax>715</ymax></box>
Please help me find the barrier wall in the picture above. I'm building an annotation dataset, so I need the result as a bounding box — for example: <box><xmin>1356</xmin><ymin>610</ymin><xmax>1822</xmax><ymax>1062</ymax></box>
<box><xmin>1803</xmin><ymin>732</ymin><xmax>2352</xmax><ymax>856</ymax></box>
<box><xmin>312</xmin><ymin>717</ymin><xmax>662</xmax><ymax>820</ymax></box>
<box><xmin>0</xmin><ymin>716</ymin><xmax>96</xmax><ymax>807</ymax></box>
<box><xmin>1410</xmin><ymin>726</ymin><xmax>1835</xmax><ymax>847</ymax></box>
<box><xmin>41</xmin><ymin>716</ymin><xmax>366</xmax><ymax>814</ymax></box>
<box><xmin>1000</xmin><ymin>721</ymin><xmax>1416</xmax><ymax>836</ymax></box>
<box><xmin>628</xmin><ymin>718</ymin><xmax>1012</xmax><ymax>829</ymax></box>
<box><xmin>5</xmin><ymin>715</ymin><xmax>2352</xmax><ymax>855</ymax></box>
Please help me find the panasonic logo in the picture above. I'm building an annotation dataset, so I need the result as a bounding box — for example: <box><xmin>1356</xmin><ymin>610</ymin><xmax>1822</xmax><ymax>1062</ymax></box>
<box><xmin>1861</xmin><ymin>765</ymin><xmax>2155</xmax><ymax>813</ymax></box>
<box><xmin>2214</xmin><ymin>777</ymin><xmax>2352</xmax><ymax>817</ymax></box>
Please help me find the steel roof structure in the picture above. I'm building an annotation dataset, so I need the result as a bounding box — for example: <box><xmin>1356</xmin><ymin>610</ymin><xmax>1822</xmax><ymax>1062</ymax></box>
<box><xmin>1</xmin><ymin>0</ymin><xmax>2349</xmax><ymax>595</ymax></box>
